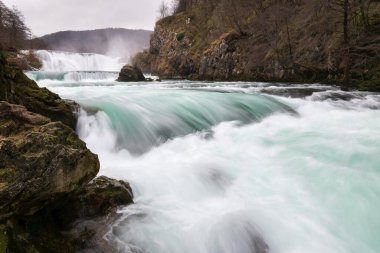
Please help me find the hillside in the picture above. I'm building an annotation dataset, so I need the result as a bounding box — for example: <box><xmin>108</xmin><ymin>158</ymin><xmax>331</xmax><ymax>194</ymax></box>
<box><xmin>40</xmin><ymin>28</ymin><xmax>152</xmax><ymax>58</ymax></box>
<box><xmin>134</xmin><ymin>0</ymin><xmax>380</xmax><ymax>91</ymax></box>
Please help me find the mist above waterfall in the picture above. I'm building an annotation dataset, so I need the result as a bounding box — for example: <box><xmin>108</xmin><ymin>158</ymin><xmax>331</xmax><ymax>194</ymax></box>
<box><xmin>39</xmin><ymin>28</ymin><xmax>152</xmax><ymax>59</ymax></box>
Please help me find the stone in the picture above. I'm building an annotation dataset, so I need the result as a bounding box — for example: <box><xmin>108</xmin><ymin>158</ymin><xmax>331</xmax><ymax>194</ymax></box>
<box><xmin>0</xmin><ymin>58</ymin><xmax>132</xmax><ymax>253</ymax></box>
<box><xmin>57</xmin><ymin>176</ymin><xmax>134</xmax><ymax>253</ymax></box>
<box><xmin>59</xmin><ymin>176</ymin><xmax>133</xmax><ymax>225</ymax></box>
<box><xmin>0</xmin><ymin>60</ymin><xmax>78</xmax><ymax>129</ymax></box>
<box><xmin>116</xmin><ymin>65</ymin><xmax>146</xmax><ymax>82</ymax></box>
<box><xmin>3</xmin><ymin>176</ymin><xmax>133</xmax><ymax>253</ymax></box>
<box><xmin>0</xmin><ymin>101</ymin><xmax>100</xmax><ymax>219</ymax></box>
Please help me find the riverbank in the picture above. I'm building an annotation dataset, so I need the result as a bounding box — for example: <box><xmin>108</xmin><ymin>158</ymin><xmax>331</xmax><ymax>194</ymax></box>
<box><xmin>0</xmin><ymin>52</ymin><xmax>133</xmax><ymax>253</ymax></box>
<box><xmin>133</xmin><ymin>1</ymin><xmax>380</xmax><ymax>91</ymax></box>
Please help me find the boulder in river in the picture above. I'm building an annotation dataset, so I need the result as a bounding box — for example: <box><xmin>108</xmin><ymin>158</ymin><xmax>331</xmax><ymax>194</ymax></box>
<box><xmin>116</xmin><ymin>64</ymin><xmax>146</xmax><ymax>82</ymax></box>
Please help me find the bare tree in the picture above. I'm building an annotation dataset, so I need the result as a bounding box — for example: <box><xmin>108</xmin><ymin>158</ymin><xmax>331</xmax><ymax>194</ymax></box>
<box><xmin>0</xmin><ymin>1</ymin><xmax>30</xmax><ymax>50</ymax></box>
<box><xmin>158</xmin><ymin>1</ymin><xmax>170</xmax><ymax>20</ymax></box>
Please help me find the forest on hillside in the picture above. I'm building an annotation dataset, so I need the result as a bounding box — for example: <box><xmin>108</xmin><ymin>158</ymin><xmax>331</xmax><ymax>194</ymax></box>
<box><xmin>136</xmin><ymin>0</ymin><xmax>380</xmax><ymax>90</ymax></box>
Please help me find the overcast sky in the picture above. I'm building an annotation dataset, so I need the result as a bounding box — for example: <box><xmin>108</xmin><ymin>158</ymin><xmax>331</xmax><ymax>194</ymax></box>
<box><xmin>2</xmin><ymin>0</ymin><xmax>164</xmax><ymax>36</ymax></box>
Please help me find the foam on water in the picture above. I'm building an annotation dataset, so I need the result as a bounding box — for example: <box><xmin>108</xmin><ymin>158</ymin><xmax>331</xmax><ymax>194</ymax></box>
<box><xmin>26</xmin><ymin>70</ymin><xmax>119</xmax><ymax>82</ymax></box>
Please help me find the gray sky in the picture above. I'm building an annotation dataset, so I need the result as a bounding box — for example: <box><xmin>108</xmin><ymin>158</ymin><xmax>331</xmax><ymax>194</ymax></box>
<box><xmin>2</xmin><ymin>0</ymin><xmax>164</xmax><ymax>36</ymax></box>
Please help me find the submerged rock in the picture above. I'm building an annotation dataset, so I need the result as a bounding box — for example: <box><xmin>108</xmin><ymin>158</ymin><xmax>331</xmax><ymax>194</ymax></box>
<box><xmin>116</xmin><ymin>65</ymin><xmax>146</xmax><ymax>82</ymax></box>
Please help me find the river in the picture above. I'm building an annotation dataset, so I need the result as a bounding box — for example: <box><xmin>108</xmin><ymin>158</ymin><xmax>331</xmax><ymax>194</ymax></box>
<box><xmin>27</xmin><ymin>50</ymin><xmax>380</xmax><ymax>253</ymax></box>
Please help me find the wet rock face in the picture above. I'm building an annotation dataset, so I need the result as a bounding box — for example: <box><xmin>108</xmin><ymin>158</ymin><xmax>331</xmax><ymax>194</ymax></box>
<box><xmin>59</xmin><ymin>176</ymin><xmax>133</xmax><ymax>225</ymax></box>
<box><xmin>0</xmin><ymin>60</ymin><xmax>78</xmax><ymax>129</ymax></box>
<box><xmin>58</xmin><ymin>176</ymin><xmax>134</xmax><ymax>253</ymax></box>
<box><xmin>0</xmin><ymin>101</ymin><xmax>100</xmax><ymax>219</ymax></box>
<box><xmin>0</xmin><ymin>102</ymin><xmax>134</xmax><ymax>253</ymax></box>
<box><xmin>3</xmin><ymin>177</ymin><xmax>133</xmax><ymax>253</ymax></box>
<box><xmin>116</xmin><ymin>65</ymin><xmax>146</xmax><ymax>82</ymax></box>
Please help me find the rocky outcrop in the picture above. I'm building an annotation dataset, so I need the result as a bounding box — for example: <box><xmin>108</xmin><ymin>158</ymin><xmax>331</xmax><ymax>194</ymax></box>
<box><xmin>0</xmin><ymin>55</ymin><xmax>134</xmax><ymax>253</ymax></box>
<box><xmin>116</xmin><ymin>65</ymin><xmax>146</xmax><ymax>82</ymax></box>
<box><xmin>4</xmin><ymin>176</ymin><xmax>133</xmax><ymax>253</ymax></box>
<box><xmin>0</xmin><ymin>101</ymin><xmax>100</xmax><ymax>219</ymax></box>
<box><xmin>0</xmin><ymin>54</ymin><xmax>78</xmax><ymax>129</ymax></box>
<box><xmin>133</xmin><ymin>0</ymin><xmax>380</xmax><ymax>90</ymax></box>
<box><xmin>58</xmin><ymin>176</ymin><xmax>133</xmax><ymax>253</ymax></box>
<box><xmin>59</xmin><ymin>176</ymin><xmax>133</xmax><ymax>224</ymax></box>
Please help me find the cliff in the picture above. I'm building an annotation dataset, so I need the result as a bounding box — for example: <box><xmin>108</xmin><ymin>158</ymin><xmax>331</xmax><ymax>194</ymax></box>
<box><xmin>134</xmin><ymin>0</ymin><xmax>380</xmax><ymax>90</ymax></box>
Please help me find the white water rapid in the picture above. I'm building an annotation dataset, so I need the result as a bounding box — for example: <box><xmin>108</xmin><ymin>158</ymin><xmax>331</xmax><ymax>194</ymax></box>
<box><xmin>28</xmin><ymin>52</ymin><xmax>380</xmax><ymax>253</ymax></box>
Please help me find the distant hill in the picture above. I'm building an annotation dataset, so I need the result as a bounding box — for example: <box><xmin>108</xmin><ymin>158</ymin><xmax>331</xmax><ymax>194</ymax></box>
<box><xmin>39</xmin><ymin>28</ymin><xmax>152</xmax><ymax>58</ymax></box>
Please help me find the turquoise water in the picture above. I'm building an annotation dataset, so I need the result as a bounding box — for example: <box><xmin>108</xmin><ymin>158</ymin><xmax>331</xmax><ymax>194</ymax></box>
<box><xmin>31</xmin><ymin>69</ymin><xmax>380</xmax><ymax>253</ymax></box>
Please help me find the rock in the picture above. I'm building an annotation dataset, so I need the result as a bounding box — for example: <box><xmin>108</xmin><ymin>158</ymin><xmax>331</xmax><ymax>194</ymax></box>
<box><xmin>0</xmin><ymin>59</ymin><xmax>78</xmax><ymax>129</ymax></box>
<box><xmin>116</xmin><ymin>65</ymin><xmax>146</xmax><ymax>82</ymax></box>
<box><xmin>4</xmin><ymin>176</ymin><xmax>133</xmax><ymax>253</ymax></box>
<box><xmin>0</xmin><ymin>224</ymin><xmax>7</xmax><ymax>253</ymax></box>
<box><xmin>0</xmin><ymin>58</ymin><xmax>132</xmax><ymax>253</ymax></box>
<box><xmin>58</xmin><ymin>176</ymin><xmax>134</xmax><ymax>253</ymax></box>
<box><xmin>59</xmin><ymin>176</ymin><xmax>133</xmax><ymax>225</ymax></box>
<box><xmin>0</xmin><ymin>101</ymin><xmax>100</xmax><ymax>219</ymax></box>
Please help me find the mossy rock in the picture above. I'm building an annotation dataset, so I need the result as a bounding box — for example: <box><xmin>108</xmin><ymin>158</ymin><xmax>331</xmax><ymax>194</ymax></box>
<box><xmin>0</xmin><ymin>58</ymin><xmax>77</xmax><ymax>129</ymax></box>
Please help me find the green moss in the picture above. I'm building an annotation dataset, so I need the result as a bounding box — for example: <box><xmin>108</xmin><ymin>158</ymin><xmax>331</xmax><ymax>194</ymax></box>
<box><xmin>0</xmin><ymin>51</ymin><xmax>6</xmax><ymax>64</ymax></box>
<box><xmin>358</xmin><ymin>80</ymin><xmax>380</xmax><ymax>91</ymax></box>
<box><xmin>23</xmin><ymin>85</ymin><xmax>58</xmax><ymax>101</ymax></box>
<box><xmin>176</xmin><ymin>32</ymin><xmax>186</xmax><ymax>41</ymax></box>
<box><xmin>357</xmin><ymin>68</ymin><xmax>380</xmax><ymax>91</ymax></box>
<box><xmin>0</xmin><ymin>168</ymin><xmax>17</xmax><ymax>190</ymax></box>
<box><xmin>0</xmin><ymin>225</ymin><xmax>8</xmax><ymax>253</ymax></box>
<box><xmin>25</xmin><ymin>51</ymin><xmax>43</xmax><ymax>70</ymax></box>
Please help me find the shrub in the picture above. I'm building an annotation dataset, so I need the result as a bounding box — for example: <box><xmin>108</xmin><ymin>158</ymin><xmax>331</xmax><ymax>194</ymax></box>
<box><xmin>176</xmin><ymin>32</ymin><xmax>185</xmax><ymax>41</ymax></box>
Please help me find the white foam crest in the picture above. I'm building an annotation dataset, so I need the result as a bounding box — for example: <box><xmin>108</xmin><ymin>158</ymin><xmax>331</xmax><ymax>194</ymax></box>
<box><xmin>74</xmin><ymin>95</ymin><xmax>380</xmax><ymax>253</ymax></box>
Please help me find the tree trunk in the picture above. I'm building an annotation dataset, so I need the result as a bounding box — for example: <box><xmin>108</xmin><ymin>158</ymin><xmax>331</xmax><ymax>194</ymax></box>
<box><xmin>343</xmin><ymin>0</ymin><xmax>350</xmax><ymax>86</ymax></box>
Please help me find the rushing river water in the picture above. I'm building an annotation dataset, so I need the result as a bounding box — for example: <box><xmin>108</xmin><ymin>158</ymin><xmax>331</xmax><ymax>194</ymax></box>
<box><xmin>28</xmin><ymin>51</ymin><xmax>380</xmax><ymax>253</ymax></box>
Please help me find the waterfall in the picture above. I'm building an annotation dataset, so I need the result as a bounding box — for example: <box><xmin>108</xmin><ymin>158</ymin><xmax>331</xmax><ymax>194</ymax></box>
<box><xmin>35</xmin><ymin>50</ymin><xmax>125</xmax><ymax>72</ymax></box>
